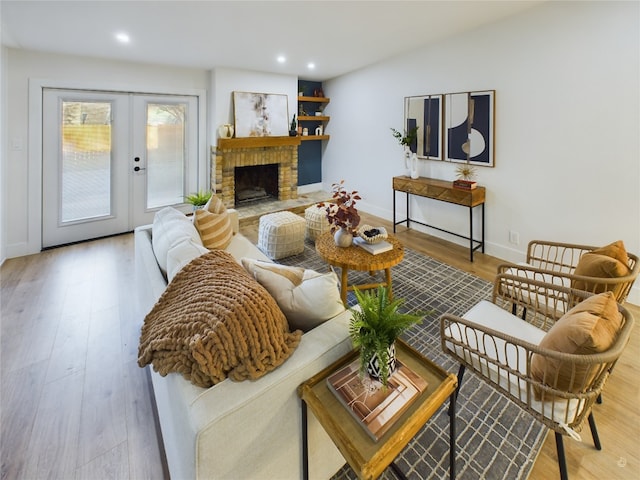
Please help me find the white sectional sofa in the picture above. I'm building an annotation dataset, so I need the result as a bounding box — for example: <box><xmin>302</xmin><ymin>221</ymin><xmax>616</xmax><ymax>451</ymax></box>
<box><xmin>134</xmin><ymin>208</ymin><xmax>353</xmax><ymax>480</ymax></box>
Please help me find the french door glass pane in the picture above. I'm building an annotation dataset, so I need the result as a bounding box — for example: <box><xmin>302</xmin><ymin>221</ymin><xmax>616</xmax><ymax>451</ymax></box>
<box><xmin>146</xmin><ymin>103</ymin><xmax>186</xmax><ymax>208</ymax></box>
<box><xmin>61</xmin><ymin>101</ymin><xmax>112</xmax><ymax>222</ymax></box>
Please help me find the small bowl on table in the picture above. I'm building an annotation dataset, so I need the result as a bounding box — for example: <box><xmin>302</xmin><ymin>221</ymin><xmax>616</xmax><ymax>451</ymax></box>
<box><xmin>357</xmin><ymin>225</ymin><xmax>388</xmax><ymax>244</ymax></box>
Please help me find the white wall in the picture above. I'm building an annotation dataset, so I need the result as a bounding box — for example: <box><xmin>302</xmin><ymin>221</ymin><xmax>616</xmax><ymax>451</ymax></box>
<box><xmin>323</xmin><ymin>1</ymin><xmax>640</xmax><ymax>303</ymax></box>
<box><xmin>0</xmin><ymin>46</ymin><xmax>6</xmax><ymax>265</ymax></box>
<box><xmin>3</xmin><ymin>48</ymin><xmax>209</xmax><ymax>257</ymax></box>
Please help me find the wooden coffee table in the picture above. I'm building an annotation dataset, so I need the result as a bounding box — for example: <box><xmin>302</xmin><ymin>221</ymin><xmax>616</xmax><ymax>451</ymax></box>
<box><xmin>315</xmin><ymin>232</ymin><xmax>404</xmax><ymax>304</ymax></box>
<box><xmin>298</xmin><ymin>339</ymin><xmax>458</xmax><ymax>480</ymax></box>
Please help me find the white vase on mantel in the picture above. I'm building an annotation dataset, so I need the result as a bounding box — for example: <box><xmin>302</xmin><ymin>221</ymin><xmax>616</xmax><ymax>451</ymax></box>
<box><xmin>218</xmin><ymin>124</ymin><xmax>234</xmax><ymax>139</ymax></box>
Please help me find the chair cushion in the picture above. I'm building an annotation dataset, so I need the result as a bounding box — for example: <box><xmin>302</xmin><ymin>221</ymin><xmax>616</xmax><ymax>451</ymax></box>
<box><xmin>193</xmin><ymin>194</ymin><xmax>233</xmax><ymax>250</ymax></box>
<box><xmin>446</xmin><ymin>302</ymin><xmax>582</xmax><ymax>431</ymax></box>
<box><xmin>241</xmin><ymin>258</ymin><xmax>345</xmax><ymax>332</ymax></box>
<box><xmin>531</xmin><ymin>291</ymin><xmax>622</xmax><ymax>395</ymax></box>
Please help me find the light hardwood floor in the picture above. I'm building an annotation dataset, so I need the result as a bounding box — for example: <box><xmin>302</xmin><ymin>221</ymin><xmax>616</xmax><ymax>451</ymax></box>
<box><xmin>1</xmin><ymin>212</ymin><xmax>638</xmax><ymax>479</ymax></box>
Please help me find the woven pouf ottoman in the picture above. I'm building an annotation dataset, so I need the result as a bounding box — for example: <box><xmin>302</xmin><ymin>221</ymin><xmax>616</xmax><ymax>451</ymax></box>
<box><xmin>258</xmin><ymin>211</ymin><xmax>306</xmax><ymax>260</ymax></box>
<box><xmin>304</xmin><ymin>205</ymin><xmax>332</xmax><ymax>242</ymax></box>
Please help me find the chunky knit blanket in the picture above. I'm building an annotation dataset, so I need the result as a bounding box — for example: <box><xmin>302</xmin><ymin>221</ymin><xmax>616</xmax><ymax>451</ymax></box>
<box><xmin>138</xmin><ymin>250</ymin><xmax>301</xmax><ymax>388</ymax></box>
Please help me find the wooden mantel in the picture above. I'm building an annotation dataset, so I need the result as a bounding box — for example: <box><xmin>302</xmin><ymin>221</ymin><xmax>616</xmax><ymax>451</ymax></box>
<box><xmin>217</xmin><ymin>136</ymin><xmax>301</xmax><ymax>150</ymax></box>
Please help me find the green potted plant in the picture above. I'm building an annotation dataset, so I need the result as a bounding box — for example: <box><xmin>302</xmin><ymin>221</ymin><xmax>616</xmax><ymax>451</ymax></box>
<box><xmin>390</xmin><ymin>126</ymin><xmax>419</xmax><ymax>149</ymax></box>
<box><xmin>349</xmin><ymin>286</ymin><xmax>425</xmax><ymax>387</ymax></box>
<box><xmin>185</xmin><ymin>190</ymin><xmax>212</xmax><ymax>211</ymax></box>
<box><xmin>289</xmin><ymin>114</ymin><xmax>297</xmax><ymax>136</ymax></box>
<box><xmin>317</xmin><ymin>180</ymin><xmax>361</xmax><ymax>247</ymax></box>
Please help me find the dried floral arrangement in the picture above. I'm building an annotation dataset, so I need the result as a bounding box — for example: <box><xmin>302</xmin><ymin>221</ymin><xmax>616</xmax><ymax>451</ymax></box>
<box><xmin>318</xmin><ymin>180</ymin><xmax>361</xmax><ymax>234</ymax></box>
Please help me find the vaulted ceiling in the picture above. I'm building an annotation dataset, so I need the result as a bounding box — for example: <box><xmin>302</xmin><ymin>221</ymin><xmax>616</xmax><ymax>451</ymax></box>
<box><xmin>1</xmin><ymin>1</ymin><xmax>544</xmax><ymax>81</ymax></box>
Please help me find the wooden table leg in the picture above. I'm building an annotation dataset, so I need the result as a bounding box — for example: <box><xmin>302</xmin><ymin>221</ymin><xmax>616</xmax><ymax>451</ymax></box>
<box><xmin>340</xmin><ymin>267</ymin><xmax>348</xmax><ymax>305</ymax></box>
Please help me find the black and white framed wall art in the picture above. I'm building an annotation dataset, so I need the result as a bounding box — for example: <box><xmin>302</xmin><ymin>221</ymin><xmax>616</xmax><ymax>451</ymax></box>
<box><xmin>444</xmin><ymin>90</ymin><xmax>495</xmax><ymax>167</ymax></box>
<box><xmin>405</xmin><ymin>94</ymin><xmax>443</xmax><ymax>160</ymax></box>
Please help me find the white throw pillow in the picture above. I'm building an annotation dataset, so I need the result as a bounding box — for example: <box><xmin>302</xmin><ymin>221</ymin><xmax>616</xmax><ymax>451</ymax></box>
<box><xmin>241</xmin><ymin>258</ymin><xmax>345</xmax><ymax>332</ymax></box>
<box><xmin>152</xmin><ymin>206</ymin><xmax>203</xmax><ymax>276</ymax></box>
<box><xmin>166</xmin><ymin>238</ymin><xmax>209</xmax><ymax>282</ymax></box>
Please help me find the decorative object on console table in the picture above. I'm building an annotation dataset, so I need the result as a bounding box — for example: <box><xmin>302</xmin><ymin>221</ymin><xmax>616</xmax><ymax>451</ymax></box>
<box><xmin>327</xmin><ymin>357</ymin><xmax>428</xmax><ymax>441</ymax></box>
<box><xmin>317</xmin><ymin>180</ymin><xmax>361</xmax><ymax>247</ymax></box>
<box><xmin>409</xmin><ymin>152</ymin><xmax>419</xmax><ymax>179</ymax></box>
<box><xmin>391</xmin><ymin>126</ymin><xmax>419</xmax><ymax>177</ymax></box>
<box><xmin>349</xmin><ymin>286</ymin><xmax>425</xmax><ymax>387</ymax></box>
<box><xmin>453</xmin><ymin>179</ymin><xmax>477</xmax><ymax>190</ymax></box>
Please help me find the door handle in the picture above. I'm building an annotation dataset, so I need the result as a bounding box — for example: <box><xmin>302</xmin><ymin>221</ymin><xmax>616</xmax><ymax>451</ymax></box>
<box><xmin>134</xmin><ymin>166</ymin><xmax>146</xmax><ymax>172</ymax></box>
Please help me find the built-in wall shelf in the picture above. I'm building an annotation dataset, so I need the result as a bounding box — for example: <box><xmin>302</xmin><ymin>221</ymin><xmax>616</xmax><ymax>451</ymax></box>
<box><xmin>297</xmin><ymin>95</ymin><xmax>330</xmax><ymax>141</ymax></box>
<box><xmin>298</xmin><ymin>115</ymin><xmax>330</xmax><ymax>122</ymax></box>
<box><xmin>298</xmin><ymin>96</ymin><xmax>330</xmax><ymax>104</ymax></box>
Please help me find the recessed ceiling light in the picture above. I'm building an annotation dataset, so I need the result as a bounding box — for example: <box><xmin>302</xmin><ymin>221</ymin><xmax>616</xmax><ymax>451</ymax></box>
<box><xmin>115</xmin><ymin>32</ymin><xmax>130</xmax><ymax>44</ymax></box>
<box><xmin>307</xmin><ymin>62</ymin><xmax>315</xmax><ymax>70</ymax></box>
<box><xmin>277</xmin><ymin>55</ymin><xmax>286</xmax><ymax>64</ymax></box>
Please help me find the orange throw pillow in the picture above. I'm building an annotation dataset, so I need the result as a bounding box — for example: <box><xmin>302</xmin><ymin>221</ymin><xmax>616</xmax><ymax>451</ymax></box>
<box><xmin>531</xmin><ymin>292</ymin><xmax>622</xmax><ymax>399</ymax></box>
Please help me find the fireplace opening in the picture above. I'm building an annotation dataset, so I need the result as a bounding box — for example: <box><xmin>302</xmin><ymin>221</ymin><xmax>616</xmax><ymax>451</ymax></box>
<box><xmin>234</xmin><ymin>164</ymin><xmax>278</xmax><ymax>205</ymax></box>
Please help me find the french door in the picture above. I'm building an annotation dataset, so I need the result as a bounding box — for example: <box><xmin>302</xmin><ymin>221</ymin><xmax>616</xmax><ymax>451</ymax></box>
<box><xmin>42</xmin><ymin>89</ymin><xmax>198</xmax><ymax>248</ymax></box>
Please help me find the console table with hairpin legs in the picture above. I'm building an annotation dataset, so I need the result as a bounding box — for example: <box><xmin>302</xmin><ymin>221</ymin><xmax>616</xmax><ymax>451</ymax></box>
<box><xmin>392</xmin><ymin>176</ymin><xmax>486</xmax><ymax>262</ymax></box>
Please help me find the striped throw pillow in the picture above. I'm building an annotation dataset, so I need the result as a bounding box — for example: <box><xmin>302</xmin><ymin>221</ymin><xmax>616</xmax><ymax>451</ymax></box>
<box><xmin>194</xmin><ymin>195</ymin><xmax>232</xmax><ymax>249</ymax></box>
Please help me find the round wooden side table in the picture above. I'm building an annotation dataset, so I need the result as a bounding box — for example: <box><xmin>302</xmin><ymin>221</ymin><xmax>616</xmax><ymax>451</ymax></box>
<box><xmin>315</xmin><ymin>232</ymin><xmax>404</xmax><ymax>304</ymax></box>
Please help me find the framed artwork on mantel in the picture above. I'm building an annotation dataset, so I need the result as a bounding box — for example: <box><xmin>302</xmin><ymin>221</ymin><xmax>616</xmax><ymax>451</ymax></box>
<box><xmin>444</xmin><ymin>90</ymin><xmax>495</xmax><ymax>167</ymax></box>
<box><xmin>405</xmin><ymin>94</ymin><xmax>443</xmax><ymax>160</ymax></box>
<box><xmin>233</xmin><ymin>91</ymin><xmax>289</xmax><ymax>137</ymax></box>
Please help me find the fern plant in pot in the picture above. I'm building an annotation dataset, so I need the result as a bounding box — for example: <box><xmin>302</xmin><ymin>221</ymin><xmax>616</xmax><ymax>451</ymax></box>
<box><xmin>349</xmin><ymin>286</ymin><xmax>425</xmax><ymax>387</ymax></box>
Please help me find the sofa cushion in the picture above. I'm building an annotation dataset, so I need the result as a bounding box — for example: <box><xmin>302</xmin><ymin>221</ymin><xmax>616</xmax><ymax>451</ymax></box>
<box><xmin>531</xmin><ymin>292</ymin><xmax>622</xmax><ymax>396</ymax></box>
<box><xmin>152</xmin><ymin>207</ymin><xmax>203</xmax><ymax>276</ymax></box>
<box><xmin>166</xmin><ymin>238</ymin><xmax>209</xmax><ymax>282</ymax></box>
<box><xmin>193</xmin><ymin>195</ymin><xmax>233</xmax><ymax>250</ymax></box>
<box><xmin>241</xmin><ymin>258</ymin><xmax>345</xmax><ymax>332</ymax></box>
<box><xmin>138</xmin><ymin>250</ymin><xmax>302</xmax><ymax>387</ymax></box>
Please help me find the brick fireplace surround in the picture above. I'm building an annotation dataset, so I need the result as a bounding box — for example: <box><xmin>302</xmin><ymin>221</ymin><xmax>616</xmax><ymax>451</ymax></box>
<box><xmin>212</xmin><ymin>136</ymin><xmax>302</xmax><ymax>208</ymax></box>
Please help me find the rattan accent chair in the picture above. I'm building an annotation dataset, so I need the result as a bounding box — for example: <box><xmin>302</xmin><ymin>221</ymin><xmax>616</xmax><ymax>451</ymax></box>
<box><xmin>440</xmin><ymin>273</ymin><xmax>634</xmax><ymax>480</ymax></box>
<box><xmin>498</xmin><ymin>239</ymin><xmax>639</xmax><ymax>303</ymax></box>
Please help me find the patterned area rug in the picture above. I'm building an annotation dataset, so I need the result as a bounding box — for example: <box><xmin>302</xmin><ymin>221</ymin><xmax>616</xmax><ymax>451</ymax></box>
<box><xmin>279</xmin><ymin>241</ymin><xmax>547</xmax><ymax>480</ymax></box>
